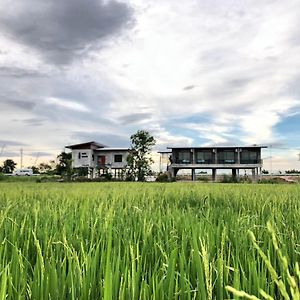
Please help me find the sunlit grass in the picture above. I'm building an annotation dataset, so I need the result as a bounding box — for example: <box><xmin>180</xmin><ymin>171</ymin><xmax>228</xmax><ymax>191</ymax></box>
<box><xmin>0</xmin><ymin>182</ymin><xmax>300</xmax><ymax>299</ymax></box>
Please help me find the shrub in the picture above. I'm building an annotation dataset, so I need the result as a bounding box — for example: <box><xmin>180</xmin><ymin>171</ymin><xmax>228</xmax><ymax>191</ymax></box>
<box><xmin>156</xmin><ymin>172</ymin><xmax>170</xmax><ymax>182</ymax></box>
<box><xmin>73</xmin><ymin>167</ymin><xmax>89</xmax><ymax>177</ymax></box>
<box><xmin>258</xmin><ymin>177</ymin><xmax>292</xmax><ymax>184</ymax></box>
<box><xmin>101</xmin><ymin>172</ymin><xmax>113</xmax><ymax>181</ymax></box>
<box><xmin>220</xmin><ymin>174</ymin><xmax>238</xmax><ymax>183</ymax></box>
<box><xmin>197</xmin><ymin>176</ymin><xmax>209</xmax><ymax>182</ymax></box>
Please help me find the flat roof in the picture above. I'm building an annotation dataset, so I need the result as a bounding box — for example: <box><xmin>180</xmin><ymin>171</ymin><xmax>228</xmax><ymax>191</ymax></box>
<box><xmin>167</xmin><ymin>146</ymin><xmax>268</xmax><ymax>149</ymax></box>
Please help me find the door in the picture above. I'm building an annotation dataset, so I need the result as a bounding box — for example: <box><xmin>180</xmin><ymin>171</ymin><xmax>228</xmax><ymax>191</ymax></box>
<box><xmin>98</xmin><ymin>155</ymin><xmax>106</xmax><ymax>165</ymax></box>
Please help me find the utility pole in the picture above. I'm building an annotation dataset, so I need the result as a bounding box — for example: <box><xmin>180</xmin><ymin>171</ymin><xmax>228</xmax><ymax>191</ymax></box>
<box><xmin>269</xmin><ymin>145</ymin><xmax>272</xmax><ymax>175</ymax></box>
<box><xmin>0</xmin><ymin>144</ymin><xmax>5</xmax><ymax>156</ymax></box>
<box><xmin>20</xmin><ymin>148</ymin><xmax>23</xmax><ymax>169</ymax></box>
<box><xmin>159</xmin><ymin>153</ymin><xmax>162</xmax><ymax>173</ymax></box>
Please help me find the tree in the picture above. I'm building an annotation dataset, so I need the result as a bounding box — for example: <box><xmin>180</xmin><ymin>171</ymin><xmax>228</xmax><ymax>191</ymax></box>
<box><xmin>73</xmin><ymin>167</ymin><xmax>89</xmax><ymax>177</ymax></box>
<box><xmin>126</xmin><ymin>130</ymin><xmax>156</xmax><ymax>181</ymax></box>
<box><xmin>2</xmin><ymin>159</ymin><xmax>17</xmax><ymax>174</ymax></box>
<box><xmin>56</xmin><ymin>152</ymin><xmax>73</xmax><ymax>179</ymax></box>
<box><xmin>38</xmin><ymin>162</ymin><xmax>54</xmax><ymax>174</ymax></box>
<box><xmin>285</xmin><ymin>169</ymin><xmax>300</xmax><ymax>174</ymax></box>
<box><xmin>28</xmin><ymin>166</ymin><xmax>40</xmax><ymax>174</ymax></box>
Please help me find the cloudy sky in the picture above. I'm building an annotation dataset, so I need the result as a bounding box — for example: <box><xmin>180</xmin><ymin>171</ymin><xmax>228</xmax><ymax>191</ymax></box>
<box><xmin>0</xmin><ymin>0</ymin><xmax>300</xmax><ymax>170</ymax></box>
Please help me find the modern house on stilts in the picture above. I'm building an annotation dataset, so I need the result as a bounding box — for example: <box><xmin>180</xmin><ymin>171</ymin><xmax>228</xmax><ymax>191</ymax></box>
<box><xmin>164</xmin><ymin>146</ymin><xmax>267</xmax><ymax>181</ymax></box>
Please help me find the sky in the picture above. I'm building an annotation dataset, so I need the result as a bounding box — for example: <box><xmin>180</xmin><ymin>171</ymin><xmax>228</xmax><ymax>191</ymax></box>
<box><xmin>0</xmin><ymin>0</ymin><xmax>300</xmax><ymax>171</ymax></box>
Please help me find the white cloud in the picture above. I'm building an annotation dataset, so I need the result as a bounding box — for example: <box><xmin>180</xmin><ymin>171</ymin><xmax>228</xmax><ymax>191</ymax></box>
<box><xmin>89</xmin><ymin>0</ymin><xmax>300</xmax><ymax>127</ymax></box>
<box><xmin>45</xmin><ymin>97</ymin><xmax>90</xmax><ymax>112</ymax></box>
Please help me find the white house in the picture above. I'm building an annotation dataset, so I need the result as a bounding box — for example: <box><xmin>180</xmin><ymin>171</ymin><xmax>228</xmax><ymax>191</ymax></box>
<box><xmin>65</xmin><ymin>141</ymin><xmax>130</xmax><ymax>178</ymax></box>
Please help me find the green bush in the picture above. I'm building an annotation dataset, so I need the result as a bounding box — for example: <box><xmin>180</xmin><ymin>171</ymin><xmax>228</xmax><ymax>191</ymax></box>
<box><xmin>73</xmin><ymin>167</ymin><xmax>89</xmax><ymax>177</ymax></box>
<box><xmin>258</xmin><ymin>177</ymin><xmax>292</xmax><ymax>184</ymax></box>
<box><xmin>197</xmin><ymin>176</ymin><xmax>209</xmax><ymax>182</ymax></box>
<box><xmin>220</xmin><ymin>174</ymin><xmax>238</xmax><ymax>183</ymax></box>
<box><xmin>156</xmin><ymin>172</ymin><xmax>170</xmax><ymax>182</ymax></box>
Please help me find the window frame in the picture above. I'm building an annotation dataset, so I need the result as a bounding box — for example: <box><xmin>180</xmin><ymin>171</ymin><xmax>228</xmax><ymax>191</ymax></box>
<box><xmin>114</xmin><ymin>154</ymin><xmax>123</xmax><ymax>163</ymax></box>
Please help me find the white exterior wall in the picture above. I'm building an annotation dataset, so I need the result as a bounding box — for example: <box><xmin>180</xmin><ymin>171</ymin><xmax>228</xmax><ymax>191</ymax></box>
<box><xmin>72</xmin><ymin>149</ymin><xmax>94</xmax><ymax>168</ymax></box>
<box><xmin>71</xmin><ymin>149</ymin><xmax>129</xmax><ymax>169</ymax></box>
<box><xmin>97</xmin><ymin>151</ymin><xmax>128</xmax><ymax>168</ymax></box>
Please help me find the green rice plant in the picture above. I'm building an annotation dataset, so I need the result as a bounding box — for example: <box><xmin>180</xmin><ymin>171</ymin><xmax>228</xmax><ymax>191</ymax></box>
<box><xmin>0</xmin><ymin>182</ymin><xmax>299</xmax><ymax>299</ymax></box>
<box><xmin>226</xmin><ymin>221</ymin><xmax>300</xmax><ymax>300</ymax></box>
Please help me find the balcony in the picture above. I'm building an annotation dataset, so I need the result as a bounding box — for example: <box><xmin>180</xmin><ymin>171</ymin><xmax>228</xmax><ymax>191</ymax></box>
<box><xmin>176</xmin><ymin>159</ymin><xmax>191</xmax><ymax>164</ymax></box>
<box><xmin>171</xmin><ymin>158</ymin><xmax>262</xmax><ymax>166</ymax></box>
<box><xmin>240</xmin><ymin>159</ymin><xmax>262</xmax><ymax>164</ymax></box>
<box><xmin>217</xmin><ymin>159</ymin><xmax>235</xmax><ymax>164</ymax></box>
<box><xmin>196</xmin><ymin>159</ymin><xmax>214</xmax><ymax>164</ymax></box>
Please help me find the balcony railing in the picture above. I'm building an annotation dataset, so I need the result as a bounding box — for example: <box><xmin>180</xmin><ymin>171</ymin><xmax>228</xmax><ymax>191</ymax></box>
<box><xmin>172</xmin><ymin>158</ymin><xmax>262</xmax><ymax>165</ymax></box>
<box><xmin>195</xmin><ymin>159</ymin><xmax>214</xmax><ymax>164</ymax></box>
<box><xmin>176</xmin><ymin>159</ymin><xmax>191</xmax><ymax>164</ymax></box>
<box><xmin>217</xmin><ymin>159</ymin><xmax>235</xmax><ymax>164</ymax></box>
<box><xmin>240</xmin><ymin>159</ymin><xmax>262</xmax><ymax>164</ymax></box>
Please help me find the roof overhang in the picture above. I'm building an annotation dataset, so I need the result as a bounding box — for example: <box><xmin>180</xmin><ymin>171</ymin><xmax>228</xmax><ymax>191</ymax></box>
<box><xmin>65</xmin><ymin>141</ymin><xmax>107</xmax><ymax>149</ymax></box>
<box><xmin>167</xmin><ymin>146</ymin><xmax>268</xmax><ymax>149</ymax></box>
<box><xmin>96</xmin><ymin>148</ymin><xmax>130</xmax><ymax>151</ymax></box>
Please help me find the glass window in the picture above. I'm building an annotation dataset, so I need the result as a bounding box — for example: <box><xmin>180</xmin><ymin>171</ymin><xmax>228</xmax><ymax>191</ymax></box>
<box><xmin>218</xmin><ymin>150</ymin><xmax>235</xmax><ymax>163</ymax></box>
<box><xmin>114</xmin><ymin>155</ymin><xmax>123</xmax><ymax>163</ymax></box>
<box><xmin>225</xmin><ymin>151</ymin><xmax>234</xmax><ymax>161</ymax></box>
<box><xmin>196</xmin><ymin>151</ymin><xmax>213</xmax><ymax>163</ymax></box>
<box><xmin>178</xmin><ymin>151</ymin><xmax>191</xmax><ymax>163</ymax></box>
<box><xmin>241</xmin><ymin>150</ymin><xmax>258</xmax><ymax>163</ymax></box>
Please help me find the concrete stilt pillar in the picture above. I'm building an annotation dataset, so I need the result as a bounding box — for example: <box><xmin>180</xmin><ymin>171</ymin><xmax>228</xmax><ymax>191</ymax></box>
<box><xmin>169</xmin><ymin>167</ymin><xmax>174</xmax><ymax>179</ymax></box>
<box><xmin>191</xmin><ymin>169</ymin><xmax>196</xmax><ymax>181</ymax></box>
<box><xmin>252</xmin><ymin>168</ymin><xmax>256</xmax><ymax>181</ymax></box>
<box><xmin>212</xmin><ymin>169</ymin><xmax>217</xmax><ymax>182</ymax></box>
<box><xmin>232</xmin><ymin>168</ymin><xmax>237</xmax><ymax>181</ymax></box>
<box><xmin>259</xmin><ymin>167</ymin><xmax>262</xmax><ymax>180</ymax></box>
<box><xmin>170</xmin><ymin>167</ymin><xmax>179</xmax><ymax>180</ymax></box>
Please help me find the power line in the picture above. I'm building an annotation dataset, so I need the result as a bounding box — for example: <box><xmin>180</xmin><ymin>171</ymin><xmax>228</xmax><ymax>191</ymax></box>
<box><xmin>269</xmin><ymin>145</ymin><xmax>272</xmax><ymax>175</ymax></box>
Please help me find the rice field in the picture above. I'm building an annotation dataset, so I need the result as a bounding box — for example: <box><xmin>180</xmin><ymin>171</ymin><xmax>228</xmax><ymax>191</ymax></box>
<box><xmin>0</xmin><ymin>182</ymin><xmax>300</xmax><ymax>299</ymax></box>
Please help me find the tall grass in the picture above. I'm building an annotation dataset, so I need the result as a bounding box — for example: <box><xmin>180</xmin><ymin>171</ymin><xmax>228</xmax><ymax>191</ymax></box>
<box><xmin>0</xmin><ymin>182</ymin><xmax>300</xmax><ymax>299</ymax></box>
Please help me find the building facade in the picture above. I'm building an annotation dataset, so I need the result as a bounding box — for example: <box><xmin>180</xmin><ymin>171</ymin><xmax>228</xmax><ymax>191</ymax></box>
<box><xmin>166</xmin><ymin>146</ymin><xmax>267</xmax><ymax>181</ymax></box>
<box><xmin>66</xmin><ymin>141</ymin><xmax>129</xmax><ymax>178</ymax></box>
